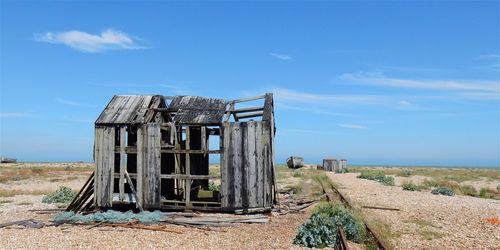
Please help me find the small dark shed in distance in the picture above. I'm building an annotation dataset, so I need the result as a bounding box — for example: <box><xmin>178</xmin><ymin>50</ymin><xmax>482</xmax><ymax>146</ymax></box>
<box><xmin>93</xmin><ymin>93</ymin><xmax>276</xmax><ymax>212</ymax></box>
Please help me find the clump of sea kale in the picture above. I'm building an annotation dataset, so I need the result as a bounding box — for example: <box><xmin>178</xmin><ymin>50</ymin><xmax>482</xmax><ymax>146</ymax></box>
<box><xmin>431</xmin><ymin>187</ymin><xmax>455</xmax><ymax>196</ymax></box>
<box><xmin>293</xmin><ymin>202</ymin><xmax>366</xmax><ymax>248</ymax></box>
<box><xmin>42</xmin><ymin>186</ymin><xmax>77</xmax><ymax>204</ymax></box>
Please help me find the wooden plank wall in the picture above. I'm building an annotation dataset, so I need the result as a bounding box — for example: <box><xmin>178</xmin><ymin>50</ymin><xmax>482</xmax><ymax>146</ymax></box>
<box><xmin>141</xmin><ymin>123</ymin><xmax>161</xmax><ymax>208</ymax></box>
<box><xmin>94</xmin><ymin>126</ymin><xmax>115</xmax><ymax>207</ymax></box>
<box><xmin>221</xmin><ymin>121</ymin><xmax>273</xmax><ymax>209</ymax></box>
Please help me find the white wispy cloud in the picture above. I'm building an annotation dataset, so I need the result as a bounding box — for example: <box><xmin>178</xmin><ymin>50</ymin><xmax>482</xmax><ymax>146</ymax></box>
<box><xmin>476</xmin><ymin>54</ymin><xmax>500</xmax><ymax>71</ymax></box>
<box><xmin>0</xmin><ymin>112</ymin><xmax>31</xmax><ymax>118</ymax></box>
<box><xmin>55</xmin><ymin>98</ymin><xmax>96</xmax><ymax>107</ymax></box>
<box><xmin>269</xmin><ymin>52</ymin><xmax>292</xmax><ymax>61</ymax></box>
<box><xmin>34</xmin><ymin>29</ymin><xmax>145</xmax><ymax>53</ymax></box>
<box><xmin>340</xmin><ymin>71</ymin><xmax>500</xmax><ymax>92</ymax></box>
<box><xmin>398</xmin><ymin>100</ymin><xmax>412</xmax><ymax>106</ymax></box>
<box><xmin>338</xmin><ymin>124</ymin><xmax>368</xmax><ymax>129</ymax></box>
<box><xmin>272</xmin><ymin>88</ymin><xmax>383</xmax><ymax>105</ymax></box>
<box><xmin>476</xmin><ymin>54</ymin><xmax>500</xmax><ymax>60</ymax></box>
<box><xmin>275</xmin><ymin>102</ymin><xmax>355</xmax><ymax>117</ymax></box>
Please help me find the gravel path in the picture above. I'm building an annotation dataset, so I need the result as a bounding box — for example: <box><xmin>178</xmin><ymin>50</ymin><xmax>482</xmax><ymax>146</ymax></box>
<box><xmin>327</xmin><ymin>173</ymin><xmax>500</xmax><ymax>250</ymax></box>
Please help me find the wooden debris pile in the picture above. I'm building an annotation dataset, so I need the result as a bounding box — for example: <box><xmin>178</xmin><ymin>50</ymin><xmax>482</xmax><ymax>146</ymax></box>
<box><xmin>274</xmin><ymin>195</ymin><xmax>319</xmax><ymax>214</ymax></box>
<box><xmin>66</xmin><ymin>172</ymin><xmax>95</xmax><ymax>213</ymax></box>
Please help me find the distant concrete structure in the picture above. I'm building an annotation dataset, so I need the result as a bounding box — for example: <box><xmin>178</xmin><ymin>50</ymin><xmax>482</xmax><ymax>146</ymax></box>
<box><xmin>323</xmin><ymin>158</ymin><xmax>348</xmax><ymax>172</ymax></box>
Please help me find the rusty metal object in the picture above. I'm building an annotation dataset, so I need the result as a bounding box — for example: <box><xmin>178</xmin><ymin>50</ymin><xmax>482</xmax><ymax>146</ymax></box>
<box><xmin>336</xmin><ymin>227</ymin><xmax>350</xmax><ymax>250</ymax></box>
<box><xmin>329</xmin><ymin>184</ymin><xmax>390</xmax><ymax>250</ymax></box>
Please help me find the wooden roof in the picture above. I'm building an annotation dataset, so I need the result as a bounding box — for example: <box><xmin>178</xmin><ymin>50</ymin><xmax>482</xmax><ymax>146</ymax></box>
<box><xmin>95</xmin><ymin>95</ymin><xmax>165</xmax><ymax>125</ymax></box>
<box><xmin>168</xmin><ymin>96</ymin><xmax>228</xmax><ymax>124</ymax></box>
<box><xmin>95</xmin><ymin>93</ymin><xmax>274</xmax><ymax>125</ymax></box>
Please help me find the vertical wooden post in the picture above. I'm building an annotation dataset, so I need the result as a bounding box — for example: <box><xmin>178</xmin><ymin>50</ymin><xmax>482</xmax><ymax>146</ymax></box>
<box><xmin>94</xmin><ymin>127</ymin><xmax>103</xmax><ymax>206</ymax></box>
<box><xmin>185</xmin><ymin>126</ymin><xmax>191</xmax><ymax>208</ymax></box>
<box><xmin>174</xmin><ymin>125</ymin><xmax>180</xmax><ymax>195</ymax></box>
<box><xmin>201</xmin><ymin>126</ymin><xmax>207</xmax><ymax>156</ymax></box>
<box><xmin>263</xmin><ymin>145</ymin><xmax>268</xmax><ymax>207</ymax></box>
<box><xmin>136</xmin><ymin>126</ymin><xmax>143</xmax><ymax>206</ymax></box>
<box><xmin>119</xmin><ymin>126</ymin><xmax>126</xmax><ymax>201</ymax></box>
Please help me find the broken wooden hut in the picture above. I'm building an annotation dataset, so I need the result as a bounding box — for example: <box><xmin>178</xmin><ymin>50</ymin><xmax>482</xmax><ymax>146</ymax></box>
<box><xmin>92</xmin><ymin>94</ymin><xmax>276</xmax><ymax>212</ymax></box>
<box><xmin>323</xmin><ymin>159</ymin><xmax>347</xmax><ymax>172</ymax></box>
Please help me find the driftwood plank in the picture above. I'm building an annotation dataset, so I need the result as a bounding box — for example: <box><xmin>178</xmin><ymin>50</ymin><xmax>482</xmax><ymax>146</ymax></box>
<box><xmin>125</xmin><ymin>171</ymin><xmax>144</xmax><ymax>212</ymax></box>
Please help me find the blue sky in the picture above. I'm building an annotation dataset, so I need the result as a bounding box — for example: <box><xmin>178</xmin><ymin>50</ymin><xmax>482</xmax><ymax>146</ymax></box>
<box><xmin>0</xmin><ymin>1</ymin><xmax>499</xmax><ymax>166</ymax></box>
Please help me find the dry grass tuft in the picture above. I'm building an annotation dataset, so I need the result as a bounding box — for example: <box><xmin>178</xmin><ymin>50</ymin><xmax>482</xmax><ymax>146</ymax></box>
<box><xmin>0</xmin><ymin>189</ymin><xmax>50</xmax><ymax>197</ymax></box>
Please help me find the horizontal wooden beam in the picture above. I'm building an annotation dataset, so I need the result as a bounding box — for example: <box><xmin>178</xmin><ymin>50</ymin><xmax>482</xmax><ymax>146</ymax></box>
<box><xmin>233</xmin><ymin>95</ymin><xmax>266</xmax><ymax>103</ymax></box>
<box><xmin>161</xmin><ymin>200</ymin><xmax>221</xmax><ymax>205</ymax></box>
<box><xmin>114</xmin><ymin>146</ymin><xmax>222</xmax><ymax>154</ymax></box>
<box><xmin>235</xmin><ymin>112</ymin><xmax>263</xmax><ymax>119</ymax></box>
<box><xmin>229</xmin><ymin>106</ymin><xmax>264</xmax><ymax>114</ymax></box>
<box><xmin>160</xmin><ymin>174</ymin><xmax>220</xmax><ymax>179</ymax></box>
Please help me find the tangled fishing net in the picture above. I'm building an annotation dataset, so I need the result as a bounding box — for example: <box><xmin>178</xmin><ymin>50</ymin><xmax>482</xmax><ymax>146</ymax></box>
<box><xmin>54</xmin><ymin>210</ymin><xmax>165</xmax><ymax>224</ymax></box>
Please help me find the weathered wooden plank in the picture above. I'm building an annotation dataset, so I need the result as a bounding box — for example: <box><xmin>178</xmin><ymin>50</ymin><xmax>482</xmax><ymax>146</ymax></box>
<box><xmin>233</xmin><ymin>95</ymin><xmax>266</xmax><ymax>103</ymax></box>
<box><xmin>115</xmin><ymin>147</ymin><xmax>221</xmax><ymax>154</ymax></box>
<box><xmin>201</xmin><ymin>126</ymin><xmax>207</xmax><ymax>157</ymax></box>
<box><xmin>114</xmin><ymin>96</ymin><xmax>138</xmax><ymax>123</ymax></box>
<box><xmin>236</xmin><ymin>112</ymin><xmax>263</xmax><ymax>120</ymax></box>
<box><xmin>262</xmin><ymin>93</ymin><xmax>273</xmax><ymax>122</ymax></box>
<box><xmin>125</xmin><ymin>171</ymin><xmax>144</xmax><ymax>212</ymax></box>
<box><xmin>185</xmin><ymin>126</ymin><xmax>191</xmax><ymax>208</ymax></box>
<box><xmin>95</xmin><ymin>96</ymin><xmax>119</xmax><ymax>124</ymax></box>
<box><xmin>230</xmin><ymin>106</ymin><xmax>264</xmax><ymax>114</ymax></box>
<box><xmin>138</xmin><ymin>95</ymin><xmax>154</xmax><ymax>123</ymax></box>
<box><xmin>262</xmin><ymin>123</ymin><xmax>272</xmax><ymax>206</ymax></box>
<box><xmin>94</xmin><ymin>127</ymin><xmax>103</xmax><ymax>206</ymax></box>
<box><xmin>240</xmin><ymin>122</ymin><xmax>249</xmax><ymax>208</ymax></box>
<box><xmin>136</xmin><ymin>126</ymin><xmax>144</xmax><ymax>206</ymax></box>
<box><xmin>221</xmin><ymin>123</ymin><xmax>231</xmax><ymax>207</ymax></box>
<box><xmin>246</xmin><ymin>121</ymin><xmax>257</xmax><ymax>207</ymax></box>
<box><xmin>220</xmin><ymin>121</ymin><xmax>275</xmax><ymax>209</ymax></box>
<box><xmin>100</xmin><ymin>126</ymin><xmax>115</xmax><ymax>207</ymax></box>
<box><xmin>145</xmin><ymin>123</ymin><xmax>161</xmax><ymax>208</ymax></box>
<box><xmin>119</xmin><ymin>126</ymin><xmax>127</xmax><ymax>201</ymax></box>
<box><xmin>169</xmin><ymin>96</ymin><xmax>228</xmax><ymax>124</ymax></box>
<box><xmin>160</xmin><ymin>174</ymin><xmax>219</xmax><ymax>179</ymax></box>
<box><xmin>231</xmin><ymin>123</ymin><xmax>242</xmax><ymax>208</ymax></box>
<box><xmin>108</xmin><ymin>126</ymin><xmax>116</xmax><ymax>207</ymax></box>
<box><xmin>263</xmin><ymin>144</ymin><xmax>268</xmax><ymax>207</ymax></box>
<box><xmin>106</xmin><ymin>96</ymin><xmax>131</xmax><ymax>124</ymax></box>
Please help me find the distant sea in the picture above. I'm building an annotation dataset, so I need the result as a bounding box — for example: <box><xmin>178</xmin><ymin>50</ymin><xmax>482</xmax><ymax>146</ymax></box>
<box><xmin>347</xmin><ymin>164</ymin><xmax>500</xmax><ymax>169</ymax></box>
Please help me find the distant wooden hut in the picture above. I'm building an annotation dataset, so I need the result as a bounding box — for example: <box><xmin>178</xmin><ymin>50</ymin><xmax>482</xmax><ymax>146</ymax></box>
<box><xmin>91</xmin><ymin>93</ymin><xmax>276</xmax><ymax>212</ymax></box>
<box><xmin>323</xmin><ymin>158</ymin><xmax>347</xmax><ymax>172</ymax></box>
<box><xmin>340</xmin><ymin>159</ymin><xmax>348</xmax><ymax>170</ymax></box>
<box><xmin>286</xmin><ymin>156</ymin><xmax>304</xmax><ymax>169</ymax></box>
<box><xmin>323</xmin><ymin>159</ymin><xmax>338</xmax><ymax>171</ymax></box>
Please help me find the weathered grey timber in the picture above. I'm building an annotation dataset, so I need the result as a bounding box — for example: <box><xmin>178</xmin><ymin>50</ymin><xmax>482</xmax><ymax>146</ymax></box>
<box><xmin>0</xmin><ymin>157</ymin><xmax>17</xmax><ymax>163</ymax></box>
<box><xmin>286</xmin><ymin>156</ymin><xmax>304</xmax><ymax>169</ymax></box>
<box><xmin>91</xmin><ymin>93</ymin><xmax>276</xmax><ymax>213</ymax></box>
<box><xmin>323</xmin><ymin>158</ymin><xmax>348</xmax><ymax>172</ymax></box>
